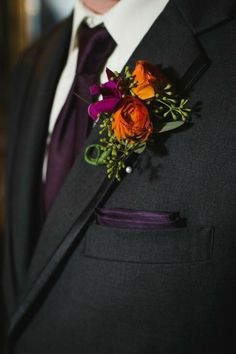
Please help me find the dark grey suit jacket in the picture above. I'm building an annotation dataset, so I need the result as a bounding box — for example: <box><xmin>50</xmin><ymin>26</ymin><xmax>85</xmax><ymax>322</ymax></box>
<box><xmin>4</xmin><ymin>0</ymin><xmax>236</xmax><ymax>353</ymax></box>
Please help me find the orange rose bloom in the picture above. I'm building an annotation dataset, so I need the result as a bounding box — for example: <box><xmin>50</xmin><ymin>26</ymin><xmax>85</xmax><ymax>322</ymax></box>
<box><xmin>132</xmin><ymin>60</ymin><xmax>168</xmax><ymax>100</ymax></box>
<box><xmin>112</xmin><ymin>96</ymin><xmax>153</xmax><ymax>143</ymax></box>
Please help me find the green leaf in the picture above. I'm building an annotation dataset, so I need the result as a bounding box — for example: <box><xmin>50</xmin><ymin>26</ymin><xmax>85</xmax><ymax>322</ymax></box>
<box><xmin>133</xmin><ymin>143</ymin><xmax>146</xmax><ymax>154</ymax></box>
<box><xmin>158</xmin><ymin>121</ymin><xmax>185</xmax><ymax>133</ymax></box>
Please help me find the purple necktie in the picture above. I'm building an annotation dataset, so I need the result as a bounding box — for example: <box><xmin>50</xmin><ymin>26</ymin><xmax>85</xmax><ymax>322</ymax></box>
<box><xmin>44</xmin><ymin>21</ymin><xmax>116</xmax><ymax>214</ymax></box>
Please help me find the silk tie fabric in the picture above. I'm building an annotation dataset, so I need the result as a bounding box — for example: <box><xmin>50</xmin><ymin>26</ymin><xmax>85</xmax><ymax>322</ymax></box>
<box><xmin>44</xmin><ymin>21</ymin><xmax>116</xmax><ymax>214</ymax></box>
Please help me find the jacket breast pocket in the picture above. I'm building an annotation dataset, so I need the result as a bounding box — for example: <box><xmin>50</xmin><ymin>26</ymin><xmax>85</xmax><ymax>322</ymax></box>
<box><xmin>83</xmin><ymin>223</ymin><xmax>214</xmax><ymax>264</ymax></box>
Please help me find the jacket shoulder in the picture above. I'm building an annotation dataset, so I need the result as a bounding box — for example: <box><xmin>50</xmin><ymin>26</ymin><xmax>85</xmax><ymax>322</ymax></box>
<box><xmin>17</xmin><ymin>16</ymin><xmax>72</xmax><ymax>68</ymax></box>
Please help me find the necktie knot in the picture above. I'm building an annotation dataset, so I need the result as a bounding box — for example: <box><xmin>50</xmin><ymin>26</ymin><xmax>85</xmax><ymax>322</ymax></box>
<box><xmin>76</xmin><ymin>21</ymin><xmax>117</xmax><ymax>74</ymax></box>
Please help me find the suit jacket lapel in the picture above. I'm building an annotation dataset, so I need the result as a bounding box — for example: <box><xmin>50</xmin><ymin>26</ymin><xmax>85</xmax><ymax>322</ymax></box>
<box><xmin>10</xmin><ymin>16</ymin><xmax>72</xmax><ymax>292</ymax></box>
<box><xmin>10</xmin><ymin>0</ymin><xmax>233</xmax><ymax>336</ymax></box>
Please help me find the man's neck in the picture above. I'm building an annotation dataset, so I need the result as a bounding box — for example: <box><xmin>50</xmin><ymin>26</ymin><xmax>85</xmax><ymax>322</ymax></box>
<box><xmin>82</xmin><ymin>0</ymin><xmax>119</xmax><ymax>14</ymax></box>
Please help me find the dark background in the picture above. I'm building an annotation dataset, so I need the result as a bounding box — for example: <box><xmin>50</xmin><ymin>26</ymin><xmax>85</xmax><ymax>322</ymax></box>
<box><xmin>0</xmin><ymin>1</ymin><xmax>74</xmax><ymax>352</ymax></box>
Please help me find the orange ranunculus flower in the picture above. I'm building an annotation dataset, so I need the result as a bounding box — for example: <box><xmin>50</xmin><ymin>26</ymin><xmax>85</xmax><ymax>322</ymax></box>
<box><xmin>132</xmin><ymin>60</ymin><xmax>168</xmax><ymax>100</ymax></box>
<box><xmin>112</xmin><ymin>96</ymin><xmax>153</xmax><ymax>143</ymax></box>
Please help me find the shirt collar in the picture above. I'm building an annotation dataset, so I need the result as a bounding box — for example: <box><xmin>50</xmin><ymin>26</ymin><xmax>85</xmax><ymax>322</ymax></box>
<box><xmin>70</xmin><ymin>0</ymin><xmax>169</xmax><ymax>53</ymax></box>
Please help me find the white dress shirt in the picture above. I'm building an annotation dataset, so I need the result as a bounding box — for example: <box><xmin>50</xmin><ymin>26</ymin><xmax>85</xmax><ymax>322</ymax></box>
<box><xmin>43</xmin><ymin>0</ymin><xmax>169</xmax><ymax>180</ymax></box>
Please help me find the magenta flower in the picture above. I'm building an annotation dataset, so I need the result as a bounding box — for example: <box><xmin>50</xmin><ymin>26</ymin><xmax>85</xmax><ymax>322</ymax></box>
<box><xmin>88</xmin><ymin>68</ymin><xmax>123</xmax><ymax>121</ymax></box>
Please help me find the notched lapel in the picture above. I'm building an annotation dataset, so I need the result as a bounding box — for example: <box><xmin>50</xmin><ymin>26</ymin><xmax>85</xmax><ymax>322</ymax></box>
<box><xmin>10</xmin><ymin>0</ymin><xmax>211</xmax><ymax>337</ymax></box>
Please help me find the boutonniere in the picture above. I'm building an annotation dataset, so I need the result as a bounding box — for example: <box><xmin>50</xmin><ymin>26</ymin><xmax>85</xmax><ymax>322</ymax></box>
<box><xmin>84</xmin><ymin>60</ymin><xmax>191</xmax><ymax>180</ymax></box>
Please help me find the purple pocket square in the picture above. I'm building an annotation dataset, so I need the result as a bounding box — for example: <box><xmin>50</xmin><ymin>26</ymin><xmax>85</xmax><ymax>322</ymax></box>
<box><xmin>95</xmin><ymin>208</ymin><xmax>186</xmax><ymax>230</ymax></box>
